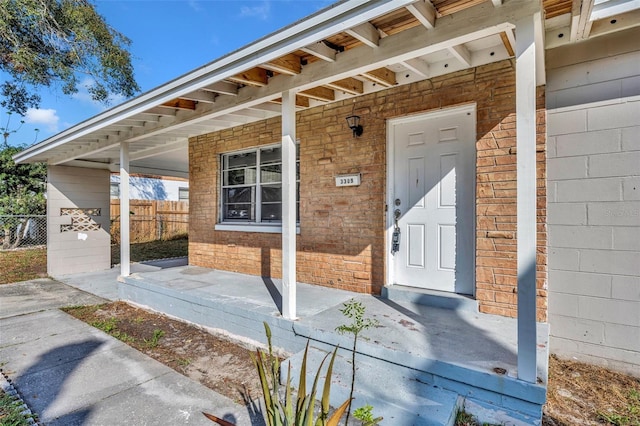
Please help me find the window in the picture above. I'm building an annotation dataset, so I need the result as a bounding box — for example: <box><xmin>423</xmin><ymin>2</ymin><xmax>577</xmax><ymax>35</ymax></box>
<box><xmin>178</xmin><ymin>187</ymin><xmax>189</xmax><ymax>201</ymax></box>
<box><xmin>110</xmin><ymin>183</ymin><xmax>119</xmax><ymax>199</ymax></box>
<box><xmin>220</xmin><ymin>144</ymin><xmax>299</xmax><ymax>225</ymax></box>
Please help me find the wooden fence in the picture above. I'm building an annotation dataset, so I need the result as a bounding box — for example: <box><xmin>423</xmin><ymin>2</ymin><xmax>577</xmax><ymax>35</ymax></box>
<box><xmin>110</xmin><ymin>200</ymin><xmax>189</xmax><ymax>243</ymax></box>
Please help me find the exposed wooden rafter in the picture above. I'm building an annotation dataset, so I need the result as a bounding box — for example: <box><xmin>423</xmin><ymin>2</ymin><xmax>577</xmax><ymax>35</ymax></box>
<box><xmin>362</xmin><ymin>67</ymin><xmax>397</xmax><ymax>86</ymax></box>
<box><xmin>301</xmin><ymin>41</ymin><xmax>337</xmax><ymax>62</ymax></box>
<box><xmin>325</xmin><ymin>78</ymin><xmax>364</xmax><ymax>95</ymax></box>
<box><xmin>262</xmin><ymin>53</ymin><xmax>302</xmax><ymax>75</ymax></box>
<box><xmin>500</xmin><ymin>30</ymin><xmax>516</xmax><ymax>56</ymax></box>
<box><xmin>228</xmin><ymin>68</ymin><xmax>269</xmax><ymax>87</ymax></box>
<box><xmin>345</xmin><ymin>22</ymin><xmax>381</xmax><ymax>47</ymax></box>
<box><xmin>161</xmin><ymin>99</ymin><xmax>197</xmax><ymax>110</ymax></box>
<box><xmin>271</xmin><ymin>96</ymin><xmax>309</xmax><ymax>108</ymax></box>
<box><xmin>406</xmin><ymin>0</ymin><xmax>437</xmax><ymax>29</ymax></box>
<box><xmin>298</xmin><ymin>86</ymin><xmax>336</xmax><ymax>102</ymax></box>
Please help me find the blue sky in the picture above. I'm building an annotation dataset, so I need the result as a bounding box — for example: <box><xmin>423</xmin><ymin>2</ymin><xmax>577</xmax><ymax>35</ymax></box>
<box><xmin>4</xmin><ymin>0</ymin><xmax>329</xmax><ymax>147</ymax></box>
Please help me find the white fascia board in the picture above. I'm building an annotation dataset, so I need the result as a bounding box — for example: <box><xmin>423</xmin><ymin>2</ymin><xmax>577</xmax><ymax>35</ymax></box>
<box><xmin>591</xmin><ymin>0</ymin><xmax>640</xmax><ymax>21</ymax></box>
<box><xmin>97</xmin><ymin>0</ymin><xmax>542</xmax><ymax>143</ymax></box>
<box><xmin>14</xmin><ymin>0</ymin><xmax>414</xmax><ymax>164</ymax></box>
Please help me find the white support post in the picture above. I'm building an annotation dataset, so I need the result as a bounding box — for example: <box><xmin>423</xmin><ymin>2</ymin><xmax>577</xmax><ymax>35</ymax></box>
<box><xmin>281</xmin><ymin>90</ymin><xmax>297</xmax><ymax>320</ymax></box>
<box><xmin>120</xmin><ymin>142</ymin><xmax>131</xmax><ymax>277</ymax></box>
<box><xmin>515</xmin><ymin>12</ymin><xmax>539</xmax><ymax>384</ymax></box>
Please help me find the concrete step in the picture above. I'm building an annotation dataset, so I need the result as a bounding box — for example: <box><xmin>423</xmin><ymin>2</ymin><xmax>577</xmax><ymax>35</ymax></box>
<box><xmin>381</xmin><ymin>285</ymin><xmax>478</xmax><ymax>313</ymax></box>
<box><xmin>283</xmin><ymin>345</ymin><xmax>461</xmax><ymax>426</ymax></box>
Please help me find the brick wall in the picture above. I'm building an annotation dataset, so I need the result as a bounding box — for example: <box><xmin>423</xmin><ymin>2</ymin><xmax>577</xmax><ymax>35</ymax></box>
<box><xmin>189</xmin><ymin>59</ymin><xmax>547</xmax><ymax>319</ymax></box>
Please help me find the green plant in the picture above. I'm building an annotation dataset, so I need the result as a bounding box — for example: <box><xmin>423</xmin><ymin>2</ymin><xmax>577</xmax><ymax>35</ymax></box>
<box><xmin>90</xmin><ymin>317</ymin><xmax>118</xmax><ymax>333</ymax></box>
<box><xmin>203</xmin><ymin>322</ymin><xmax>350</xmax><ymax>426</ymax></box>
<box><xmin>335</xmin><ymin>299</ymin><xmax>380</xmax><ymax>425</ymax></box>
<box><xmin>353</xmin><ymin>404</ymin><xmax>383</xmax><ymax>426</ymax></box>
<box><xmin>597</xmin><ymin>389</ymin><xmax>640</xmax><ymax>426</ymax></box>
<box><xmin>0</xmin><ymin>390</ymin><xmax>38</xmax><ymax>425</ymax></box>
<box><xmin>144</xmin><ymin>329</ymin><xmax>165</xmax><ymax>348</ymax></box>
<box><xmin>176</xmin><ymin>358</ymin><xmax>191</xmax><ymax>367</ymax></box>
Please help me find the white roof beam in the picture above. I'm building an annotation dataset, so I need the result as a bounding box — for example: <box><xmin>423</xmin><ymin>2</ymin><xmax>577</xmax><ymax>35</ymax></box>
<box><xmin>110</xmin><ymin>0</ymin><xmax>538</xmax><ymax>144</ymax></box>
<box><xmin>179</xmin><ymin>90</ymin><xmax>217</xmax><ymax>103</ymax></box>
<box><xmin>201</xmin><ymin>81</ymin><xmax>239</xmax><ymax>96</ymax></box>
<box><xmin>130</xmin><ymin>139</ymin><xmax>186</xmax><ymax>161</ymax></box>
<box><xmin>448</xmin><ymin>44</ymin><xmax>472</xmax><ymax>66</ymax></box>
<box><xmin>300</xmin><ymin>41</ymin><xmax>337</xmax><ymax>62</ymax></box>
<box><xmin>345</xmin><ymin>22</ymin><xmax>381</xmax><ymax>47</ymax></box>
<box><xmin>406</xmin><ymin>0</ymin><xmax>437</xmax><ymax>29</ymax></box>
<box><xmin>138</xmin><ymin>107</ymin><xmax>178</xmax><ymax>117</ymax></box>
<box><xmin>402</xmin><ymin>58</ymin><xmax>431</xmax><ymax>77</ymax></box>
<box><xmin>590</xmin><ymin>8</ymin><xmax>640</xmax><ymax>37</ymax></box>
<box><xmin>591</xmin><ymin>0</ymin><xmax>640</xmax><ymax>21</ymax></box>
<box><xmin>492</xmin><ymin>0</ymin><xmax>503</xmax><ymax>6</ymax></box>
<box><xmin>15</xmin><ymin>0</ymin><xmax>419</xmax><ymax>164</ymax></box>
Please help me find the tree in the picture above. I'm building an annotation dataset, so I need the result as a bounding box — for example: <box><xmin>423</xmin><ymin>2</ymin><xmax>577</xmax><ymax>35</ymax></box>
<box><xmin>0</xmin><ymin>144</ymin><xmax>46</xmax><ymax>248</ymax></box>
<box><xmin>0</xmin><ymin>0</ymin><xmax>140</xmax><ymax>114</ymax></box>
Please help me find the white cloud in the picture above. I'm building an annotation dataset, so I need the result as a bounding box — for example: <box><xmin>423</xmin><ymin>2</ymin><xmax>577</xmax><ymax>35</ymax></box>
<box><xmin>239</xmin><ymin>1</ymin><xmax>271</xmax><ymax>20</ymax></box>
<box><xmin>188</xmin><ymin>0</ymin><xmax>203</xmax><ymax>12</ymax></box>
<box><xmin>24</xmin><ymin>108</ymin><xmax>60</xmax><ymax>132</ymax></box>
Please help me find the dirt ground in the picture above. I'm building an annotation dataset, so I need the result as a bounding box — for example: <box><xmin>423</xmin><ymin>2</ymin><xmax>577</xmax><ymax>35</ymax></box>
<box><xmin>64</xmin><ymin>302</ymin><xmax>640</xmax><ymax>426</ymax></box>
<box><xmin>63</xmin><ymin>302</ymin><xmax>262</xmax><ymax>405</ymax></box>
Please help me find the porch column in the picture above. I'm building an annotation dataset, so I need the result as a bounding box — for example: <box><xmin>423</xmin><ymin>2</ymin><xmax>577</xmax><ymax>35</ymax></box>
<box><xmin>281</xmin><ymin>90</ymin><xmax>297</xmax><ymax>320</ymax></box>
<box><xmin>515</xmin><ymin>11</ymin><xmax>541</xmax><ymax>383</ymax></box>
<box><xmin>120</xmin><ymin>142</ymin><xmax>131</xmax><ymax>277</ymax></box>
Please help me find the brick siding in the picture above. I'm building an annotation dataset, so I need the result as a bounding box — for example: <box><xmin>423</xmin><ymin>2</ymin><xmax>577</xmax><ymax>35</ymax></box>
<box><xmin>189</xmin><ymin>59</ymin><xmax>547</xmax><ymax>320</ymax></box>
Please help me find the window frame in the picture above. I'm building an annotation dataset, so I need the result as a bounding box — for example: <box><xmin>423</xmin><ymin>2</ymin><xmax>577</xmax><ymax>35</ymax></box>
<box><xmin>215</xmin><ymin>143</ymin><xmax>300</xmax><ymax>233</ymax></box>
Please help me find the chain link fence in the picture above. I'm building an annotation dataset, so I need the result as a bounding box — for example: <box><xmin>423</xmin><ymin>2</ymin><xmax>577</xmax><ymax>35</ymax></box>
<box><xmin>0</xmin><ymin>215</ymin><xmax>47</xmax><ymax>250</ymax></box>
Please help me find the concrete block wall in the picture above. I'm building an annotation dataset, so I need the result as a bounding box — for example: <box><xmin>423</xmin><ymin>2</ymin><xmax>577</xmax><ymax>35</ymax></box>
<box><xmin>546</xmin><ymin>28</ymin><xmax>640</xmax><ymax>376</ymax></box>
<box><xmin>47</xmin><ymin>166</ymin><xmax>111</xmax><ymax>276</ymax></box>
<box><xmin>189</xmin><ymin>59</ymin><xmax>547</xmax><ymax>319</ymax></box>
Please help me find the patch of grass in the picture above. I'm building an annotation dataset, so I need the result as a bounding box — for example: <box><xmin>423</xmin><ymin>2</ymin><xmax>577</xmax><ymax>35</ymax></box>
<box><xmin>90</xmin><ymin>317</ymin><xmax>119</xmax><ymax>333</ymax></box>
<box><xmin>455</xmin><ymin>407</ymin><xmax>502</xmax><ymax>426</ymax></box>
<box><xmin>0</xmin><ymin>389</ymin><xmax>38</xmax><ymax>425</ymax></box>
<box><xmin>111</xmin><ymin>236</ymin><xmax>187</xmax><ymax>265</ymax></box>
<box><xmin>597</xmin><ymin>389</ymin><xmax>640</xmax><ymax>425</ymax></box>
<box><xmin>62</xmin><ymin>304</ymin><xmax>104</xmax><ymax>315</ymax></box>
<box><xmin>0</xmin><ymin>248</ymin><xmax>47</xmax><ymax>285</ymax></box>
<box><xmin>144</xmin><ymin>329</ymin><xmax>165</xmax><ymax>348</ymax></box>
<box><xmin>176</xmin><ymin>358</ymin><xmax>191</xmax><ymax>367</ymax></box>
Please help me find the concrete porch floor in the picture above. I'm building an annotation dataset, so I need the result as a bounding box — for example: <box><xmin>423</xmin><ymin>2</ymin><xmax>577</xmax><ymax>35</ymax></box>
<box><xmin>59</xmin><ymin>263</ymin><xmax>548</xmax><ymax>425</ymax></box>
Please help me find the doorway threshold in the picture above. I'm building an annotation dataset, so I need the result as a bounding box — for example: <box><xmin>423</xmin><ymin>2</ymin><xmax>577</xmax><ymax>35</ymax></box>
<box><xmin>382</xmin><ymin>285</ymin><xmax>478</xmax><ymax>313</ymax></box>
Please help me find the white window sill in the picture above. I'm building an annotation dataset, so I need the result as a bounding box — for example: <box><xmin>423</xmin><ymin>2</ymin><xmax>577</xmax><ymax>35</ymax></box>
<box><xmin>215</xmin><ymin>223</ymin><xmax>301</xmax><ymax>234</ymax></box>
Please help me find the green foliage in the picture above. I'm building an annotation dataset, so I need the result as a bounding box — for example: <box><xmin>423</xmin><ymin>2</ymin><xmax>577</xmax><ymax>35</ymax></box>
<box><xmin>335</xmin><ymin>299</ymin><xmax>380</xmax><ymax>425</ymax></box>
<box><xmin>0</xmin><ymin>0</ymin><xmax>140</xmax><ymax>113</ymax></box>
<box><xmin>0</xmin><ymin>145</ymin><xmax>46</xmax><ymax>215</ymax></box>
<box><xmin>144</xmin><ymin>329</ymin><xmax>165</xmax><ymax>348</ymax></box>
<box><xmin>353</xmin><ymin>404</ymin><xmax>383</xmax><ymax>426</ymax></box>
<box><xmin>0</xmin><ymin>390</ymin><xmax>38</xmax><ymax>426</ymax></box>
<box><xmin>90</xmin><ymin>317</ymin><xmax>118</xmax><ymax>333</ymax></box>
<box><xmin>204</xmin><ymin>322</ymin><xmax>350</xmax><ymax>426</ymax></box>
<box><xmin>597</xmin><ymin>389</ymin><xmax>640</xmax><ymax>426</ymax></box>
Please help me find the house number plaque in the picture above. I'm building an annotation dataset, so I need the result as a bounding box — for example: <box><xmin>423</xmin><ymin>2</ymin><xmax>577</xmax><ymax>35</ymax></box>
<box><xmin>335</xmin><ymin>173</ymin><xmax>361</xmax><ymax>187</ymax></box>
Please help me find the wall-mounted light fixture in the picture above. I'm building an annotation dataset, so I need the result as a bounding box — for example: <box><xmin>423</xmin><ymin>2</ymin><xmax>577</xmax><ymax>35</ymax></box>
<box><xmin>346</xmin><ymin>115</ymin><xmax>363</xmax><ymax>137</ymax></box>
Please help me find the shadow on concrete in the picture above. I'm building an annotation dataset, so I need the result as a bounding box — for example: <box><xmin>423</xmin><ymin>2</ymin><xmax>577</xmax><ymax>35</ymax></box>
<box><xmin>262</xmin><ymin>277</ymin><xmax>283</xmax><ymax>313</ymax></box>
<box><xmin>14</xmin><ymin>339</ymin><xmax>105</xmax><ymax>424</ymax></box>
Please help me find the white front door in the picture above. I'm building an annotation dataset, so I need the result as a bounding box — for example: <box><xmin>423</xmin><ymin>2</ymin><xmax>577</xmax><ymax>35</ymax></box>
<box><xmin>389</xmin><ymin>105</ymin><xmax>475</xmax><ymax>294</ymax></box>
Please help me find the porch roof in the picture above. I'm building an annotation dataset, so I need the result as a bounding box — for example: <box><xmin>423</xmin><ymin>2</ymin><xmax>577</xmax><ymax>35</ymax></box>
<box><xmin>13</xmin><ymin>0</ymin><xmax>640</xmax><ymax>177</ymax></box>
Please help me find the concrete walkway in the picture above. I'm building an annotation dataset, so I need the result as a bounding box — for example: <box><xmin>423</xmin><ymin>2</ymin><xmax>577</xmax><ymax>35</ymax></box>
<box><xmin>0</xmin><ymin>278</ymin><xmax>260</xmax><ymax>425</ymax></box>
